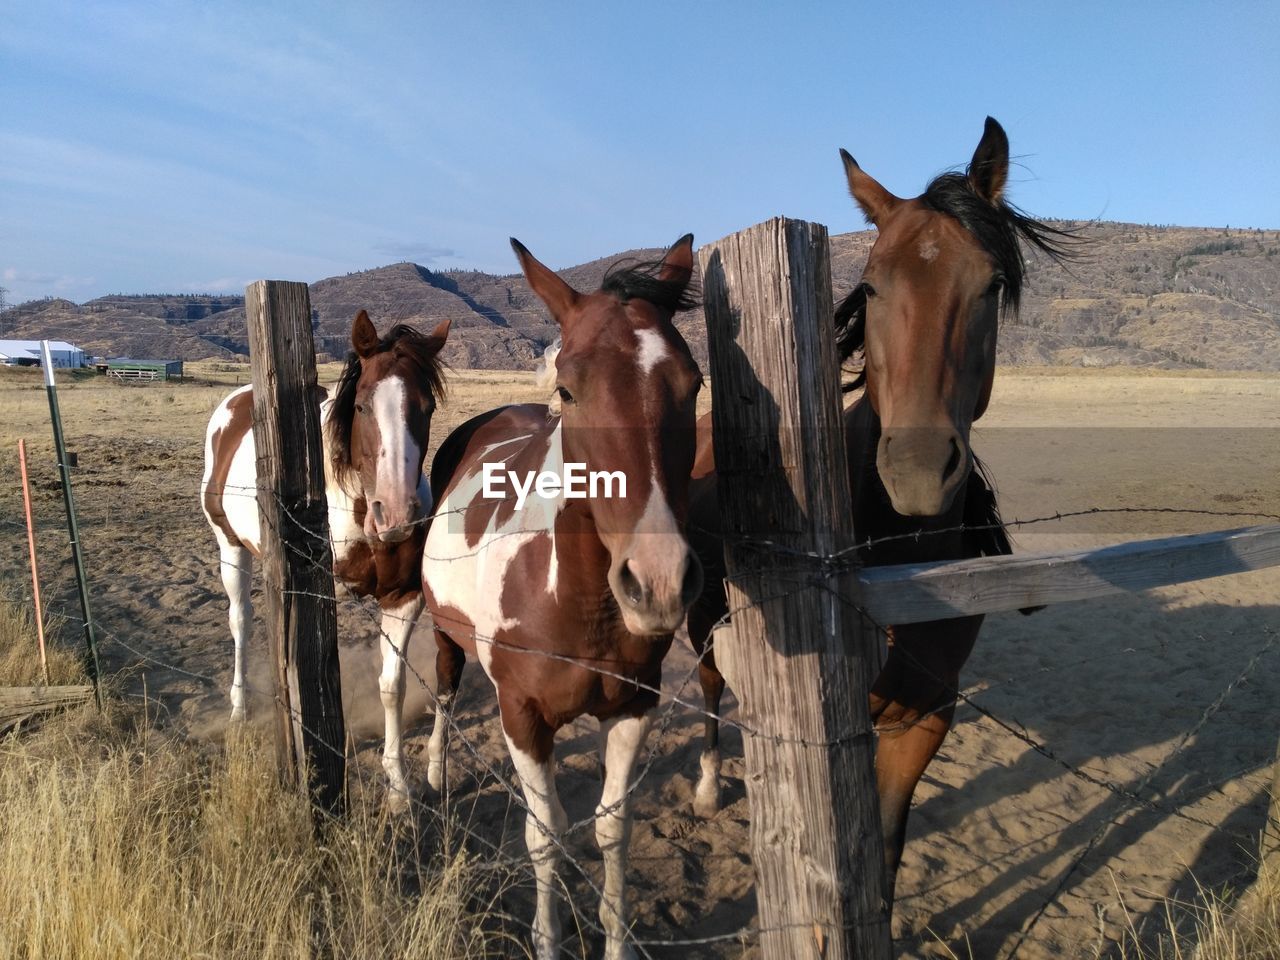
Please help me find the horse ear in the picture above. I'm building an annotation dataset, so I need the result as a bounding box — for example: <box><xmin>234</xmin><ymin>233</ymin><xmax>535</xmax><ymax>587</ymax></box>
<box><xmin>511</xmin><ymin>238</ymin><xmax>579</xmax><ymax>323</ymax></box>
<box><xmin>351</xmin><ymin>310</ymin><xmax>379</xmax><ymax>358</ymax></box>
<box><xmin>968</xmin><ymin>116</ymin><xmax>1009</xmax><ymax>205</ymax></box>
<box><xmin>840</xmin><ymin>149</ymin><xmax>900</xmax><ymax>225</ymax></box>
<box><xmin>657</xmin><ymin>233</ymin><xmax>695</xmax><ymax>286</ymax></box>
<box><xmin>425</xmin><ymin>317</ymin><xmax>451</xmax><ymax>351</ymax></box>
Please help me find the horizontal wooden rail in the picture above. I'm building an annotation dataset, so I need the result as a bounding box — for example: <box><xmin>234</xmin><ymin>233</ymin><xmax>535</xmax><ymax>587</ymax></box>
<box><xmin>0</xmin><ymin>684</ymin><xmax>96</xmax><ymax>735</ymax></box>
<box><xmin>856</xmin><ymin>524</ymin><xmax>1280</xmax><ymax>625</ymax></box>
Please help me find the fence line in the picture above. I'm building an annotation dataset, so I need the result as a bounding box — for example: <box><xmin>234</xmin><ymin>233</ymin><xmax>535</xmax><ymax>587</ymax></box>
<box><xmin>2</xmin><ymin>481</ymin><xmax>1276</xmax><ymax>955</ymax></box>
<box><xmin>4</xmin><ymin>400</ymin><xmax>1280</xmax><ymax>955</ymax></box>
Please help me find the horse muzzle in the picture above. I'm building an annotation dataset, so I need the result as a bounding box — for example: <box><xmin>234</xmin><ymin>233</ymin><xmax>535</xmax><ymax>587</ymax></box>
<box><xmin>367</xmin><ymin>492</ymin><xmax>429</xmax><ymax>543</ymax></box>
<box><xmin>610</xmin><ymin>543</ymin><xmax>704</xmax><ymax>636</ymax></box>
<box><xmin>876</xmin><ymin>427</ymin><xmax>970</xmax><ymax>517</ymax></box>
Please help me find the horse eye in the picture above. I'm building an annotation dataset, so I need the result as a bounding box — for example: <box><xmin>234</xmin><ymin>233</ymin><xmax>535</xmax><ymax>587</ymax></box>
<box><xmin>354</xmin><ymin>402</ymin><xmax>368</xmax><ymax>415</ymax></box>
<box><xmin>556</xmin><ymin>386</ymin><xmax>574</xmax><ymax>404</ymax></box>
<box><xmin>860</xmin><ymin>281</ymin><xmax>877</xmax><ymax>298</ymax></box>
<box><xmin>987</xmin><ymin>276</ymin><xmax>1007</xmax><ymax>297</ymax></box>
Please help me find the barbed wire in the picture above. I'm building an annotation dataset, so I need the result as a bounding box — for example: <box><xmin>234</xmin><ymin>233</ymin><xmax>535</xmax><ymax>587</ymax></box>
<box><xmin>3</xmin><ymin>453</ymin><xmax>1279</xmax><ymax>956</ymax></box>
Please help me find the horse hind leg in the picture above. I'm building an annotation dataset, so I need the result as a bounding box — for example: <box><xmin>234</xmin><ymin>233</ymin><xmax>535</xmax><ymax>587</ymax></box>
<box><xmin>378</xmin><ymin>594</ymin><xmax>423</xmax><ymax>814</ymax></box>
<box><xmin>426</xmin><ymin>627</ymin><xmax>465</xmax><ymax>793</ymax></box>
<box><xmin>688</xmin><ymin>603</ymin><xmax>727</xmax><ymax>818</ymax></box>
<box><xmin>218</xmin><ymin>541</ymin><xmax>253</xmax><ymax>723</ymax></box>
<box><xmin>694</xmin><ymin>657</ymin><xmax>726</xmax><ymax>817</ymax></box>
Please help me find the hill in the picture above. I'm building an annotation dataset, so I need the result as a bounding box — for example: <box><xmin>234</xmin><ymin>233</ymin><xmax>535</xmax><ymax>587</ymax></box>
<box><xmin>4</xmin><ymin>222</ymin><xmax>1279</xmax><ymax>370</ymax></box>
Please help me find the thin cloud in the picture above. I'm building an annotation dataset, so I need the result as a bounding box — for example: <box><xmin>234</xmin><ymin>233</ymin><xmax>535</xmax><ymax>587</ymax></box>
<box><xmin>3</xmin><ymin>267</ymin><xmax>95</xmax><ymax>291</ymax></box>
<box><xmin>372</xmin><ymin>241</ymin><xmax>458</xmax><ymax>265</ymax></box>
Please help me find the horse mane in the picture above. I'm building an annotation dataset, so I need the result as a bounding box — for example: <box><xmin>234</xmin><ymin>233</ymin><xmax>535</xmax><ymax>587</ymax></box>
<box><xmin>327</xmin><ymin>323</ymin><xmax>448</xmax><ymax>488</ymax></box>
<box><xmin>532</xmin><ymin>256</ymin><xmax>698</xmax><ymax>418</ymax></box>
<box><xmin>963</xmin><ymin>454</ymin><xmax>1013</xmax><ymax>558</ymax></box>
<box><xmin>601</xmin><ymin>258</ymin><xmax>700</xmax><ymax>314</ymax></box>
<box><xmin>836</xmin><ymin>167</ymin><xmax>1083</xmax><ymax>392</ymax></box>
<box><xmin>963</xmin><ymin>454</ymin><xmax>1040</xmax><ymax>615</ymax></box>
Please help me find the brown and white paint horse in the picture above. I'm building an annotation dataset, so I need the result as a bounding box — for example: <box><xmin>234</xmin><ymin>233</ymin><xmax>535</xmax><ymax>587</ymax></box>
<box><xmin>422</xmin><ymin>236</ymin><xmax>703</xmax><ymax>960</ymax></box>
<box><xmin>201</xmin><ymin>310</ymin><xmax>449</xmax><ymax>807</ymax></box>
<box><xmin>686</xmin><ymin>118</ymin><xmax>1077</xmax><ymax>904</ymax></box>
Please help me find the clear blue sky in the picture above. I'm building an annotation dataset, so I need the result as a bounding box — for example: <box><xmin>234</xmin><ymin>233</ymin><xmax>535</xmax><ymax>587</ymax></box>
<box><xmin>3</xmin><ymin>1</ymin><xmax>1277</xmax><ymax>305</ymax></box>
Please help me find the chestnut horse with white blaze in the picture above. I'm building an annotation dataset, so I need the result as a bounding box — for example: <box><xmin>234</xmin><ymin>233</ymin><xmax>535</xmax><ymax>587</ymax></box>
<box><xmin>686</xmin><ymin>118</ymin><xmax>1078</xmax><ymax>904</ymax></box>
<box><xmin>200</xmin><ymin>310</ymin><xmax>449</xmax><ymax>808</ymax></box>
<box><xmin>422</xmin><ymin>236</ymin><xmax>703</xmax><ymax>960</ymax></box>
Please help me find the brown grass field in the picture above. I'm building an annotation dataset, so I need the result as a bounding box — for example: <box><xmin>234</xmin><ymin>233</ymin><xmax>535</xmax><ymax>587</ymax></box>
<box><xmin>0</xmin><ymin>360</ymin><xmax>1278</xmax><ymax>958</ymax></box>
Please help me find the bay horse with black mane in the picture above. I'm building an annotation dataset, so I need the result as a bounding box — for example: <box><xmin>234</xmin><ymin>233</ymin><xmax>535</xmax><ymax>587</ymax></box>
<box><xmin>686</xmin><ymin>117</ymin><xmax>1078</xmax><ymax>904</ymax></box>
<box><xmin>201</xmin><ymin>310</ymin><xmax>449</xmax><ymax>809</ymax></box>
<box><xmin>421</xmin><ymin>235</ymin><xmax>702</xmax><ymax>960</ymax></box>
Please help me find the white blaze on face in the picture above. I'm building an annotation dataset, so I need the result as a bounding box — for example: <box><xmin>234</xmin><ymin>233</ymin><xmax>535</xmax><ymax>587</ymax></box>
<box><xmin>635</xmin><ymin>328</ymin><xmax>670</xmax><ymax>377</ymax></box>
<box><xmin>371</xmin><ymin>376</ymin><xmax>421</xmax><ymax>522</ymax></box>
<box><xmin>918</xmin><ymin>238</ymin><xmax>940</xmax><ymax>262</ymax></box>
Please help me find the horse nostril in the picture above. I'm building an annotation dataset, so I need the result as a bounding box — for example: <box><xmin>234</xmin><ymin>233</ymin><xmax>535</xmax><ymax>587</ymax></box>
<box><xmin>407</xmin><ymin>496</ymin><xmax>422</xmax><ymax>518</ymax></box>
<box><xmin>369</xmin><ymin>499</ymin><xmax>385</xmax><ymax>528</ymax></box>
<box><xmin>942</xmin><ymin>437</ymin><xmax>963</xmax><ymax>484</ymax></box>
<box><xmin>618</xmin><ymin>561</ymin><xmax>644</xmax><ymax>607</ymax></box>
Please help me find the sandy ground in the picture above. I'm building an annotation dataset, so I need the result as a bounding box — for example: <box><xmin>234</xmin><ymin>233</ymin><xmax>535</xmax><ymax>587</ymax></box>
<box><xmin>0</xmin><ymin>362</ymin><xmax>1277</xmax><ymax>959</ymax></box>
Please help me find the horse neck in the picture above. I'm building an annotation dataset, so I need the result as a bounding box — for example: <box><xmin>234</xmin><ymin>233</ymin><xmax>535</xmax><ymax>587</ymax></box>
<box><xmin>845</xmin><ymin>397</ymin><xmax>970</xmax><ymax>565</ymax></box>
<box><xmin>319</xmin><ymin>398</ymin><xmax>374</xmax><ymax>542</ymax></box>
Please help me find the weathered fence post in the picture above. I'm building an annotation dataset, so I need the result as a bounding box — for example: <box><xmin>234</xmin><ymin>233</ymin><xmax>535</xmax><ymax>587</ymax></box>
<box><xmin>699</xmin><ymin>217</ymin><xmax>889</xmax><ymax>958</ymax></box>
<box><xmin>245</xmin><ymin>280</ymin><xmax>346</xmax><ymax>818</ymax></box>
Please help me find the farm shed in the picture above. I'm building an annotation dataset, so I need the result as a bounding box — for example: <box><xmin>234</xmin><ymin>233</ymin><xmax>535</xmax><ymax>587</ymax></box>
<box><xmin>0</xmin><ymin>339</ymin><xmax>87</xmax><ymax>368</ymax></box>
<box><xmin>96</xmin><ymin>357</ymin><xmax>184</xmax><ymax>381</ymax></box>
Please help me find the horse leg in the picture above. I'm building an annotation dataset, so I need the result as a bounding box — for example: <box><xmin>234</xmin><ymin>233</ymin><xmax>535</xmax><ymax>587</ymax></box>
<box><xmin>218</xmin><ymin>541</ymin><xmax>253</xmax><ymax>723</ymax></box>
<box><xmin>694</xmin><ymin>658</ymin><xmax>726</xmax><ymax>817</ymax></box>
<box><xmin>870</xmin><ymin>616</ymin><xmax>981</xmax><ymax>904</ymax></box>
<box><xmin>377</xmin><ymin>593</ymin><xmax>423</xmax><ymax>814</ymax></box>
<box><xmin>501</xmin><ymin>700</ymin><xmax>565</xmax><ymax>960</ymax></box>
<box><xmin>427</xmin><ymin>627</ymin><xmax>465</xmax><ymax>793</ymax></box>
<box><xmin>596</xmin><ymin>710</ymin><xmax>654</xmax><ymax>960</ymax></box>
<box><xmin>688</xmin><ymin>601</ymin><xmax>726</xmax><ymax>817</ymax></box>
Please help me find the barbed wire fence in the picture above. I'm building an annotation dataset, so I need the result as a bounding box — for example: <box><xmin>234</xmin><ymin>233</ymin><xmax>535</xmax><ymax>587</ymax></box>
<box><xmin>3</xmin><ymin>223</ymin><xmax>1280</xmax><ymax>957</ymax></box>
<box><xmin>3</xmin><ymin>448</ymin><xmax>1280</xmax><ymax>957</ymax></box>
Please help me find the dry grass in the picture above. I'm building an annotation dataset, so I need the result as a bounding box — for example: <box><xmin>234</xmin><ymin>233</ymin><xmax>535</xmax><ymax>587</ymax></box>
<box><xmin>0</xmin><ymin>593</ymin><xmax>85</xmax><ymax>686</ymax></box>
<box><xmin>0</xmin><ymin>601</ymin><xmax>517</xmax><ymax>960</ymax></box>
<box><xmin>1112</xmin><ymin>865</ymin><xmax>1280</xmax><ymax>959</ymax></box>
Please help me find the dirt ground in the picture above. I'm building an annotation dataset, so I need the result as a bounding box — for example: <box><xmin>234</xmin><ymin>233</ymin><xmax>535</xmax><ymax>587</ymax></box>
<box><xmin>0</xmin><ymin>361</ymin><xmax>1277</xmax><ymax>959</ymax></box>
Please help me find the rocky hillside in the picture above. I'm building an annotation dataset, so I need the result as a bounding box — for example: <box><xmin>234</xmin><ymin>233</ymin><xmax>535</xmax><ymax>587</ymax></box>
<box><xmin>4</xmin><ymin>223</ymin><xmax>1279</xmax><ymax>370</ymax></box>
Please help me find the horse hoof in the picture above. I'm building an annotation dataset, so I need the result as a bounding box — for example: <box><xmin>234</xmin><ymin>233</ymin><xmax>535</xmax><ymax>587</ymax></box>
<box><xmin>692</xmin><ymin>791</ymin><xmax>721</xmax><ymax>819</ymax></box>
<box><xmin>603</xmin><ymin>942</ymin><xmax>637</xmax><ymax>960</ymax></box>
<box><xmin>692</xmin><ymin>750</ymin><xmax>721</xmax><ymax>817</ymax></box>
<box><xmin>386</xmin><ymin>787</ymin><xmax>412</xmax><ymax>816</ymax></box>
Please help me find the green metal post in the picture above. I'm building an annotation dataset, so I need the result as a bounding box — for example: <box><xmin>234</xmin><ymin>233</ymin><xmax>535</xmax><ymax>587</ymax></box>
<box><xmin>41</xmin><ymin>341</ymin><xmax>103</xmax><ymax>705</ymax></box>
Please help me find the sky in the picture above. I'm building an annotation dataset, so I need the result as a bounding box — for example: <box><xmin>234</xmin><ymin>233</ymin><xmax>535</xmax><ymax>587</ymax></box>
<box><xmin>2</xmin><ymin>1</ymin><xmax>1277</xmax><ymax>306</ymax></box>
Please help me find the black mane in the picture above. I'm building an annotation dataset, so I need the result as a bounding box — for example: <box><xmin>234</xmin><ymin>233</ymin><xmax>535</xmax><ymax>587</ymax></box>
<box><xmin>836</xmin><ymin>168</ymin><xmax>1082</xmax><ymax>391</ymax></box>
<box><xmin>327</xmin><ymin>324</ymin><xmax>447</xmax><ymax>487</ymax></box>
<box><xmin>601</xmin><ymin>258</ymin><xmax>700</xmax><ymax>314</ymax></box>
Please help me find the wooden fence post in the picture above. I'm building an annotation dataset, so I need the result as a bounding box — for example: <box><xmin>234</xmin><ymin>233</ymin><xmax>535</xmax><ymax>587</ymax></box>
<box><xmin>699</xmin><ymin>217</ymin><xmax>889</xmax><ymax>958</ymax></box>
<box><xmin>245</xmin><ymin>280</ymin><xmax>346</xmax><ymax>818</ymax></box>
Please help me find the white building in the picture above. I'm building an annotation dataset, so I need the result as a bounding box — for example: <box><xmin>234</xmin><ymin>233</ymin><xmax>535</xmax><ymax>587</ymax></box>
<box><xmin>0</xmin><ymin>339</ymin><xmax>87</xmax><ymax>368</ymax></box>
